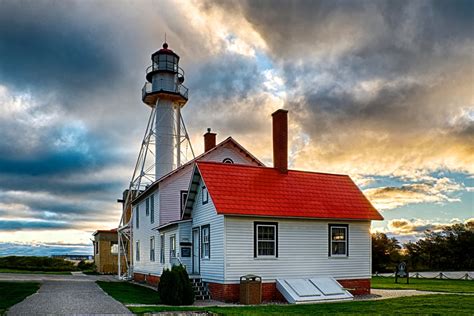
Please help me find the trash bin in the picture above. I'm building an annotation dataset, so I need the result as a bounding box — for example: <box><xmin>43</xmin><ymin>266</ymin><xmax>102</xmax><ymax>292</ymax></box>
<box><xmin>240</xmin><ymin>274</ymin><xmax>262</xmax><ymax>305</ymax></box>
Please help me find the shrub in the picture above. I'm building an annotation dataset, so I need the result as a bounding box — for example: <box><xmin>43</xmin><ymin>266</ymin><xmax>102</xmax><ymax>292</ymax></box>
<box><xmin>173</xmin><ymin>265</ymin><xmax>195</xmax><ymax>305</ymax></box>
<box><xmin>77</xmin><ymin>260</ymin><xmax>95</xmax><ymax>271</ymax></box>
<box><xmin>157</xmin><ymin>265</ymin><xmax>194</xmax><ymax>305</ymax></box>
<box><xmin>0</xmin><ymin>256</ymin><xmax>77</xmax><ymax>271</ymax></box>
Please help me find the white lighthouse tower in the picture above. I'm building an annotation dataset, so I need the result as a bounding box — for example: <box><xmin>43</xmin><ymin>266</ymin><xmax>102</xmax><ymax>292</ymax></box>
<box><xmin>117</xmin><ymin>43</ymin><xmax>194</xmax><ymax>278</ymax></box>
<box><xmin>142</xmin><ymin>42</ymin><xmax>189</xmax><ymax>178</ymax></box>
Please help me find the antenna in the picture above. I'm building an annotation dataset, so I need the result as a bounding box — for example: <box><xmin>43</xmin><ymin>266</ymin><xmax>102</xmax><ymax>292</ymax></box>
<box><xmin>165</xmin><ymin>32</ymin><xmax>167</xmax><ymax>43</ymax></box>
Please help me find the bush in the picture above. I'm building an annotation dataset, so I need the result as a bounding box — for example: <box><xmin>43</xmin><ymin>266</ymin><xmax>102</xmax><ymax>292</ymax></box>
<box><xmin>157</xmin><ymin>265</ymin><xmax>194</xmax><ymax>306</ymax></box>
<box><xmin>0</xmin><ymin>256</ymin><xmax>77</xmax><ymax>271</ymax></box>
<box><xmin>77</xmin><ymin>260</ymin><xmax>95</xmax><ymax>271</ymax></box>
<box><xmin>173</xmin><ymin>265</ymin><xmax>195</xmax><ymax>305</ymax></box>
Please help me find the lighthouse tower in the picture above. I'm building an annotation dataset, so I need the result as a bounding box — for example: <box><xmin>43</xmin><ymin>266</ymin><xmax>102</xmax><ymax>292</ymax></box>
<box><xmin>117</xmin><ymin>43</ymin><xmax>194</xmax><ymax>279</ymax></box>
<box><xmin>142</xmin><ymin>42</ymin><xmax>189</xmax><ymax>179</ymax></box>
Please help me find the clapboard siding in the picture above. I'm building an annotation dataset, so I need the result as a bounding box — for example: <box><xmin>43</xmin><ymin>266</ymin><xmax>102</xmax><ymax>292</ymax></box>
<box><xmin>132</xmin><ymin>193</ymin><xmax>160</xmax><ymax>274</ymax></box>
<box><xmin>204</xmin><ymin>146</ymin><xmax>259</xmax><ymax>165</ymax></box>
<box><xmin>159</xmin><ymin>144</ymin><xmax>261</xmax><ymax>226</ymax></box>
<box><xmin>132</xmin><ymin>142</ymin><xmax>261</xmax><ymax>275</ymax></box>
<box><xmin>159</xmin><ymin>167</ymin><xmax>193</xmax><ymax>225</ymax></box>
<box><xmin>224</xmin><ymin>216</ymin><xmax>371</xmax><ymax>283</ymax></box>
<box><xmin>178</xmin><ymin>221</ymin><xmax>192</xmax><ymax>273</ymax></box>
<box><xmin>191</xmin><ymin>181</ymin><xmax>225</xmax><ymax>282</ymax></box>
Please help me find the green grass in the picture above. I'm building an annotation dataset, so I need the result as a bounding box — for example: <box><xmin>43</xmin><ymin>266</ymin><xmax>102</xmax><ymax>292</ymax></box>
<box><xmin>82</xmin><ymin>270</ymin><xmax>100</xmax><ymax>275</ymax></box>
<box><xmin>0</xmin><ymin>268</ymin><xmax>71</xmax><ymax>275</ymax></box>
<box><xmin>96</xmin><ymin>281</ymin><xmax>161</xmax><ymax>305</ymax></box>
<box><xmin>129</xmin><ymin>295</ymin><xmax>474</xmax><ymax>315</ymax></box>
<box><xmin>372</xmin><ymin>276</ymin><xmax>474</xmax><ymax>293</ymax></box>
<box><xmin>0</xmin><ymin>282</ymin><xmax>40</xmax><ymax>315</ymax></box>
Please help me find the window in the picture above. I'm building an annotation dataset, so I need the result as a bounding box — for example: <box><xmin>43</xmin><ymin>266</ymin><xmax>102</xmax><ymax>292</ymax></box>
<box><xmin>170</xmin><ymin>235</ymin><xmax>176</xmax><ymax>258</ymax></box>
<box><xmin>110</xmin><ymin>241</ymin><xmax>118</xmax><ymax>254</ymax></box>
<box><xmin>180</xmin><ymin>190</ymin><xmax>188</xmax><ymax>214</ymax></box>
<box><xmin>160</xmin><ymin>234</ymin><xmax>165</xmax><ymax>264</ymax></box>
<box><xmin>201</xmin><ymin>225</ymin><xmax>210</xmax><ymax>259</ymax></box>
<box><xmin>222</xmin><ymin>158</ymin><xmax>234</xmax><ymax>164</ymax></box>
<box><xmin>150</xmin><ymin>237</ymin><xmax>155</xmax><ymax>262</ymax></box>
<box><xmin>95</xmin><ymin>242</ymin><xmax>98</xmax><ymax>254</ymax></box>
<box><xmin>202</xmin><ymin>186</ymin><xmax>208</xmax><ymax>205</ymax></box>
<box><xmin>254</xmin><ymin>222</ymin><xmax>278</xmax><ymax>258</ymax></box>
<box><xmin>135</xmin><ymin>205</ymin><xmax>139</xmax><ymax>229</ymax></box>
<box><xmin>136</xmin><ymin>241</ymin><xmax>140</xmax><ymax>261</ymax></box>
<box><xmin>150</xmin><ymin>194</ymin><xmax>155</xmax><ymax>224</ymax></box>
<box><xmin>146</xmin><ymin>198</ymin><xmax>150</xmax><ymax>216</ymax></box>
<box><xmin>329</xmin><ymin>224</ymin><xmax>349</xmax><ymax>257</ymax></box>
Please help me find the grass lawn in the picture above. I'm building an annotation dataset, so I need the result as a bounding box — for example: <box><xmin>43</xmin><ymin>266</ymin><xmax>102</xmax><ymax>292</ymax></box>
<box><xmin>96</xmin><ymin>281</ymin><xmax>161</xmax><ymax>305</ymax></box>
<box><xmin>372</xmin><ymin>276</ymin><xmax>474</xmax><ymax>293</ymax></box>
<box><xmin>0</xmin><ymin>268</ymin><xmax>71</xmax><ymax>275</ymax></box>
<box><xmin>0</xmin><ymin>282</ymin><xmax>40</xmax><ymax>314</ymax></box>
<box><xmin>128</xmin><ymin>295</ymin><xmax>474</xmax><ymax>315</ymax></box>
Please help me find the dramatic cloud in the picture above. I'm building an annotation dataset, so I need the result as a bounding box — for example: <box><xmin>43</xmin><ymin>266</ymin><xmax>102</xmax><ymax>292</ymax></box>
<box><xmin>0</xmin><ymin>0</ymin><xmax>472</xmax><ymax>254</ymax></box>
<box><xmin>202</xmin><ymin>0</ymin><xmax>474</xmax><ymax>177</ymax></box>
<box><xmin>364</xmin><ymin>177</ymin><xmax>464</xmax><ymax>210</ymax></box>
<box><xmin>387</xmin><ymin>218</ymin><xmax>445</xmax><ymax>235</ymax></box>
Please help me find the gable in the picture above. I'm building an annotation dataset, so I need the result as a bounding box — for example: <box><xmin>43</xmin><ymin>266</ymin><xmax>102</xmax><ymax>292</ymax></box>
<box><xmin>132</xmin><ymin>137</ymin><xmax>263</xmax><ymax>206</ymax></box>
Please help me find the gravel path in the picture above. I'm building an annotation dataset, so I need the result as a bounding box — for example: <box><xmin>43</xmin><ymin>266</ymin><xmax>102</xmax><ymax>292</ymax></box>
<box><xmin>355</xmin><ymin>288</ymin><xmax>455</xmax><ymax>301</ymax></box>
<box><xmin>7</xmin><ymin>280</ymin><xmax>131</xmax><ymax>315</ymax></box>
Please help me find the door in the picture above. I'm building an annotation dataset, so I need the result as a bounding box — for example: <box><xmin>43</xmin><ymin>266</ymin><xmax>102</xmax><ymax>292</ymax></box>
<box><xmin>192</xmin><ymin>228</ymin><xmax>200</xmax><ymax>274</ymax></box>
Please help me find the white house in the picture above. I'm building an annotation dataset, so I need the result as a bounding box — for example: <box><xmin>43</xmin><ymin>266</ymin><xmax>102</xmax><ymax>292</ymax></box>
<box><xmin>131</xmin><ymin>132</ymin><xmax>263</xmax><ymax>285</ymax></box>
<box><xmin>131</xmin><ymin>109</ymin><xmax>383</xmax><ymax>302</ymax></box>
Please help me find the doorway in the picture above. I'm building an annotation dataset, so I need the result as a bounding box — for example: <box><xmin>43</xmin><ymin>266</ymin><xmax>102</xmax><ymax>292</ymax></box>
<box><xmin>192</xmin><ymin>228</ymin><xmax>200</xmax><ymax>274</ymax></box>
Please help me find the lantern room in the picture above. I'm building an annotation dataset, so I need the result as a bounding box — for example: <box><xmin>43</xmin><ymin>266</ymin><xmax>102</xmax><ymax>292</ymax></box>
<box><xmin>142</xmin><ymin>43</ymin><xmax>188</xmax><ymax>107</ymax></box>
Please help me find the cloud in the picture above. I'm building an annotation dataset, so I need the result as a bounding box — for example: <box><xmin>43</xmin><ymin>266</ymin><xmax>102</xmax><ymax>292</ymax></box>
<box><xmin>364</xmin><ymin>177</ymin><xmax>464</xmax><ymax>210</ymax></box>
<box><xmin>374</xmin><ymin>217</ymin><xmax>474</xmax><ymax>241</ymax></box>
<box><xmin>0</xmin><ymin>220</ymin><xmax>73</xmax><ymax>231</ymax></box>
<box><xmin>0</xmin><ymin>242</ymin><xmax>92</xmax><ymax>256</ymax></box>
<box><xmin>0</xmin><ymin>0</ymin><xmax>472</xmax><ymax>252</ymax></box>
<box><xmin>200</xmin><ymin>0</ymin><xmax>474</xmax><ymax>179</ymax></box>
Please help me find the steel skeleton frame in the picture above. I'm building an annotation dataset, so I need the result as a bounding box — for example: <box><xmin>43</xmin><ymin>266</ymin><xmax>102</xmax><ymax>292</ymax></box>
<box><xmin>117</xmin><ymin>102</ymin><xmax>194</xmax><ymax>279</ymax></box>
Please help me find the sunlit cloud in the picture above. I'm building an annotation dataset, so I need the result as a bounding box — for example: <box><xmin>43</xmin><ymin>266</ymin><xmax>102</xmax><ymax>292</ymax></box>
<box><xmin>0</xmin><ymin>0</ymin><xmax>472</xmax><ymax>253</ymax></box>
<box><xmin>364</xmin><ymin>177</ymin><xmax>464</xmax><ymax>210</ymax></box>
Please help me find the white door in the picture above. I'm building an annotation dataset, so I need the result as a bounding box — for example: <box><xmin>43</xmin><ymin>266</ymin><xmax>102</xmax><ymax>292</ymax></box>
<box><xmin>192</xmin><ymin>228</ymin><xmax>200</xmax><ymax>274</ymax></box>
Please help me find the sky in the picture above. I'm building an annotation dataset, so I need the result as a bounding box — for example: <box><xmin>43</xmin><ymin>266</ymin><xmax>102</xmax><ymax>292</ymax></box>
<box><xmin>0</xmin><ymin>0</ymin><xmax>472</xmax><ymax>256</ymax></box>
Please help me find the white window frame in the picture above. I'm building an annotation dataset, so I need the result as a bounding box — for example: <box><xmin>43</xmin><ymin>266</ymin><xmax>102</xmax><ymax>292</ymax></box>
<box><xmin>256</xmin><ymin>224</ymin><xmax>277</xmax><ymax>258</ymax></box>
<box><xmin>145</xmin><ymin>197</ymin><xmax>150</xmax><ymax>216</ymax></box>
<box><xmin>150</xmin><ymin>194</ymin><xmax>155</xmax><ymax>224</ymax></box>
<box><xmin>136</xmin><ymin>240</ymin><xmax>140</xmax><ymax>261</ymax></box>
<box><xmin>170</xmin><ymin>235</ymin><xmax>176</xmax><ymax>258</ymax></box>
<box><xmin>180</xmin><ymin>190</ymin><xmax>188</xmax><ymax>214</ymax></box>
<box><xmin>135</xmin><ymin>205</ymin><xmax>139</xmax><ymax>229</ymax></box>
<box><xmin>150</xmin><ymin>236</ymin><xmax>155</xmax><ymax>262</ymax></box>
<box><xmin>160</xmin><ymin>234</ymin><xmax>165</xmax><ymax>264</ymax></box>
<box><xmin>330</xmin><ymin>225</ymin><xmax>348</xmax><ymax>257</ymax></box>
<box><xmin>201</xmin><ymin>225</ymin><xmax>210</xmax><ymax>259</ymax></box>
<box><xmin>202</xmin><ymin>186</ymin><xmax>208</xmax><ymax>204</ymax></box>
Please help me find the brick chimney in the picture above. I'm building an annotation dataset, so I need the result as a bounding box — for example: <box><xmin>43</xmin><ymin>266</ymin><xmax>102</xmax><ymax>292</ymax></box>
<box><xmin>204</xmin><ymin>128</ymin><xmax>216</xmax><ymax>152</ymax></box>
<box><xmin>272</xmin><ymin>109</ymin><xmax>288</xmax><ymax>173</ymax></box>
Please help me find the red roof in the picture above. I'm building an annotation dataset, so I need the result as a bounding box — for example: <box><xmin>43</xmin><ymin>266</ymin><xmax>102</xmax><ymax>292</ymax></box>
<box><xmin>196</xmin><ymin>161</ymin><xmax>383</xmax><ymax>220</ymax></box>
<box><xmin>92</xmin><ymin>228</ymin><xmax>117</xmax><ymax>236</ymax></box>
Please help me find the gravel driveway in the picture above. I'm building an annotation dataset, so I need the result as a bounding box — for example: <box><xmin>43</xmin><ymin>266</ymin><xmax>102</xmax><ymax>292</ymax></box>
<box><xmin>6</xmin><ymin>274</ymin><xmax>131</xmax><ymax>315</ymax></box>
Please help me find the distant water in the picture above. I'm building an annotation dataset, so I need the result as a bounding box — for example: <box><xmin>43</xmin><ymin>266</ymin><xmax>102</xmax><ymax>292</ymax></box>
<box><xmin>0</xmin><ymin>242</ymin><xmax>92</xmax><ymax>257</ymax></box>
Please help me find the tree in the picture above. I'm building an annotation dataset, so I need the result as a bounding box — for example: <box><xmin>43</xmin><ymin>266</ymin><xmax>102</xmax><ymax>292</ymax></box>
<box><xmin>372</xmin><ymin>232</ymin><xmax>401</xmax><ymax>273</ymax></box>
<box><xmin>404</xmin><ymin>223</ymin><xmax>473</xmax><ymax>271</ymax></box>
